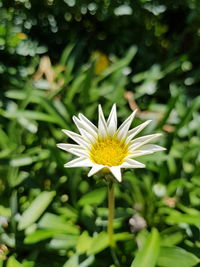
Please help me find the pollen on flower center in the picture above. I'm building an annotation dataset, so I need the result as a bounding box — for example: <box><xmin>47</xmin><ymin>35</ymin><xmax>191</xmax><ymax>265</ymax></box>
<box><xmin>90</xmin><ymin>137</ymin><xmax>128</xmax><ymax>167</ymax></box>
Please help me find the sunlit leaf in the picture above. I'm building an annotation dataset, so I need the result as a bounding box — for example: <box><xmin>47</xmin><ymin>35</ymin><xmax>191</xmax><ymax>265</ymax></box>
<box><xmin>38</xmin><ymin>213</ymin><xmax>79</xmax><ymax>234</ymax></box>
<box><xmin>131</xmin><ymin>228</ymin><xmax>160</xmax><ymax>267</ymax></box>
<box><xmin>157</xmin><ymin>246</ymin><xmax>200</xmax><ymax>267</ymax></box>
<box><xmin>7</xmin><ymin>256</ymin><xmax>22</xmax><ymax>267</ymax></box>
<box><xmin>78</xmin><ymin>188</ymin><xmax>106</xmax><ymax>206</ymax></box>
<box><xmin>18</xmin><ymin>191</ymin><xmax>56</xmax><ymax>230</ymax></box>
<box><xmin>76</xmin><ymin>231</ymin><xmax>93</xmax><ymax>254</ymax></box>
<box><xmin>87</xmin><ymin>232</ymin><xmax>109</xmax><ymax>255</ymax></box>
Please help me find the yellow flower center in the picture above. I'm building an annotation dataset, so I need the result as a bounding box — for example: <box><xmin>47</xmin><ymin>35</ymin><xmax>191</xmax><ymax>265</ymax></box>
<box><xmin>90</xmin><ymin>137</ymin><xmax>128</xmax><ymax>167</ymax></box>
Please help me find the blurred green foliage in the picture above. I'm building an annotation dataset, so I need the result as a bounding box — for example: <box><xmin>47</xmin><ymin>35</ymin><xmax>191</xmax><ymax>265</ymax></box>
<box><xmin>0</xmin><ymin>0</ymin><xmax>200</xmax><ymax>266</ymax></box>
<box><xmin>1</xmin><ymin>0</ymin><xmax>200</xmax><ymax>97</ymax></box>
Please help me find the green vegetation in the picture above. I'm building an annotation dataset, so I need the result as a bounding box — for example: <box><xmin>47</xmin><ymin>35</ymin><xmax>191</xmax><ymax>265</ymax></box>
<box><xmin>0</xmin><ymin>0</ymin><xmax>200</xmax><ymax>266</ymax></box>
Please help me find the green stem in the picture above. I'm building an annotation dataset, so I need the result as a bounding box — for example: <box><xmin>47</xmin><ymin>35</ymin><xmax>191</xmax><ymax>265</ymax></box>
<box><xmin>108</xmin><ymin>182</ymin><xmax>115</xmax><ymax>247</ymax></box>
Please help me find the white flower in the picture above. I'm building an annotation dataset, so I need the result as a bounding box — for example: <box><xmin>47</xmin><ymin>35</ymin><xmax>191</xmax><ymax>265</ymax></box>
<box><xmin>57</xmin><ymin>104</ymin><xmax>165</xmax><ymax>182</ymax></box>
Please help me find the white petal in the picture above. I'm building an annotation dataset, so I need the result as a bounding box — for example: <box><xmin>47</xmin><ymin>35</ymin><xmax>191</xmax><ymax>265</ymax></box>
<box><xmin>73</xmin><ymin>116</ymin><xmax>96</xmax><ymax>143</ymax></box>
<box><xmin>80</xmin><ymin>128</ymin><xmax>96</xmax><ymax>144</ymax></box>
<box><xmin>109</xmin><ymin>166</ymin><xmax>122</xmax><ymax>182</ymax></box>
<box><xmin>107</xmin><ymin>104</ymin><xmax>117</xmax><ymax>136</ymax></box>
<box><xmin>62</xmin><ymin>129</ymin><xmax>91</xmax><ymax>149</ymax></box>
<box><xmin>117</xmin><ymin>110</ymin><xmax>137</xmax><ymax>140</ymax></box>
<box><xmin>88</xmin><ymin>164</ymin><xmax>104</xmax><ymax>177</ymax></box>
<box><xmin>57</xmin><ymin>143</ymin><xmax>88</xmax><ymax>156</ymax></box>
<box><xmin>64</xmin><ymin>157</ymin><xmax>93</xmax><ymax>168</ymax></box>
<box><xmin>126</xmin><ymin>120</ymin><xmax>152</xmax><ymax>144</ymax></box>
<box><xmin>141</xmin><ymin>144</ymin><xmax>166</xmax><ymax>152</ymax></box>
<box><xmin>69</xmin><ymin>148</ymin><xmax>89</xmax><ymax>157</ymax></box>
<box><xmin>121</xmin><ymin>158</ymin><xmax>145</xmax><ymax>168</ymax></box>
<box><xmin>142</xmin><ymin>144</ymin><xmax>166</xmax><ymax>152</ymax></box>
<box><xmin>78</xmin><ymin>113</ymin><xmax>98</xmax><ymax>133</ymax></box>
<box><xmin>127</xmin><ymin>151</ymin><xmax>150</xmax><ymax>158</ymax></box>
<box><xmin>74</xmin><ymin>114</ymin><xmax>98</xmax><ymax>138</ymax></box>
<box><xmin>128</xmin><ymin>144</ymin><xmax>166</xmax><ymax>158</ymax></box>
<box><xmin>129</xmin><ymin>133</ymin><xmax>162</xmax><ymax>151</ymax></box>
<box><xmin>98</xmin><ymin>105</ymin><xmax>108</xmax><ymax>138</ymax></box>
<box><xmin>57</xmin><ymin>143</ymin><xmax>80</xmax><ymax>152</ymax></box>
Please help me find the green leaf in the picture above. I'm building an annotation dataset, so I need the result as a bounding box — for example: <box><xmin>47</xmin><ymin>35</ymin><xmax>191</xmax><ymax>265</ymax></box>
<box><xmin>34</xmin><ymin>96</ymin><xmax>69</xmax><ymax>128</ymax></box>
<box><xmin>47</xmin><ymin>234</ymin><xmax>78</xmax><ymax>250</ymax></box>
<box><xmin>79</xmin><ymin>255</ymin><xmax>94</xmax><ymax>267</ymax></box>
<box><xmin>63</xmin><ymin>254</ymin><xmax>94</xmax><ymax>267</ymax></box>
<box><xmin>18</xmin><ymin>191</ymin><xmax>56</xmax><ymax>230</ymax></box>
<box><xmin>96</xmin><ymin>46</ymin><xmax>137</xmax><ymax>82</ymax></box>
<box><xmin>38</xmin><ymin>213</ymin><xmax>79</xmax><ymax>234</ymax></box>
<box><xmin>160</xmin><ymin>231</ymin><xmax>185</xmax><ymax>246</ymax></box>
<box><xmin>24</xmin><ymin>229</ymin><xmax>67</xmax><ymax>244</ymax></box>
<box><xmin>166</xmin><ymin>212</ymin><xmax>200</xmax><ymax>226</ymax></box>
<box><xmin>3</xmin><ymin>110</ymin><xmax>58</xmax><ymax>124</ymax></box>
<box><xmin>78</xmin><ymin>188</ymin><xmax>106</xmax><ymax>206</ymax></box>
<box><xmin>60</xmin><ymin>43</ymin><xmax>75</xmax><ymax>65</ymax></box>
<box><xmin>131</xmin><ymin>228</ymin><xmax>160</xmax><ymax>267</ymax></box>
<box><xmin>65</xmin><ymin>73</ymin><xmax>85</xmax><ymax>105</ymax></box>
<box><xmin>10</xmin><ymin>190</ymin><xmax>18</xmax><ymax>231</ymax></box>
<box><xmin>7</xmin><ymin>256</ymin><xmax>22</xmax><ymax>267</ymax></box>
<box><xmin>157</xmin><ymin>246</ymin><xmax>200</xmax><ymax>267</ymax></box>
<box><xmin>114</xmin><ymin>232</ymin><xmax>133</xmax><ymax>242</ymax></box>
<box><xmin>76</xmin><ymin>231</ymin><xmax>93</xmax><ymax>254</ymax></box>
<box><xmin>10</xmin><ymin>156</ymin><xmax>33</xmax><ymax>167</ymax></box>
<box><xmin>63</xmin><ymin>254</ymin><xmax>78</xmax><ymax>267</ymax></box>
<box><xmin>0</xmin><ymin>205</ymin><xmax>11</xmax><ymax>217</ymax></box>
<box><xmin>21</xmin><ymin>260</ymin><xmax>35</xmax><ymax>267</ymax></box>
<box><xmin>9</xmin><ymin>171</ymin><xmax>29</xmax><ymax>187</ymax></box>
<box><xmin>176</xmin><ymin>96</ymin><xmax>200</xmax><ymax>133</ymax></box>
<box><xmin>157</xmin><ymin>84</ymin><xmax>180</xmax><ymax>129</ymax></box>
<box><xmin>55</xmin><ymin>205</ymin><xmax>78</xmax><ymax>221</ymax></box>
<box><xmin>87</xmin><ymin>232</ymin><xmax>109</xmax><ymax>255</ymax></box>
<box><xmin>5</xmin><ymin>90</ymin><xmax>28</xmax><ymax>100</ymax></box>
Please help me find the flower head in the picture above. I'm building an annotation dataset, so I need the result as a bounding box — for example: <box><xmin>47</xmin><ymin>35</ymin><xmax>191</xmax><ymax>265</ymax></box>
<box><xmin>57</xmin><ymin>104</ymin><xmax>165</xmax><ymax>182</ymax></box>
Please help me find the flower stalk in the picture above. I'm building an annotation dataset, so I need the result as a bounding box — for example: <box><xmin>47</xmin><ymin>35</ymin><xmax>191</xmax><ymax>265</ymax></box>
<box><xmin>108</xmin><ymin>181</ymin><xmax>115</xmax><ymax>247</ymax></box>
